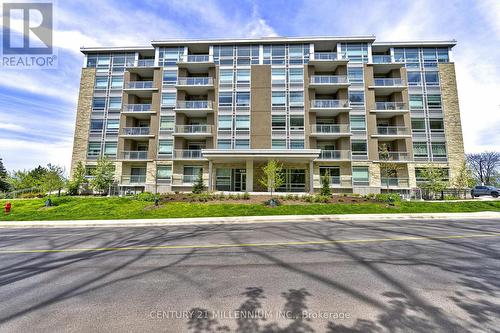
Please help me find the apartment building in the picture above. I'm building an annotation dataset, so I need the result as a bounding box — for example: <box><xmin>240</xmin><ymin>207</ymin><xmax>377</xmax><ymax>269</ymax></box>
<box><xmin>70</xmin><ymin>36</ymin><xmax>464</xmax><ymax>195</ymax></box>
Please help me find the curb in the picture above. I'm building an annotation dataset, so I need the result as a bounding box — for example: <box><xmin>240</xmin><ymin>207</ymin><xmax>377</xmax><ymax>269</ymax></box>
<box><xmin>0</xmin><ymin>211</ymin><xmax>499</xmax><ymax>229</ymax></box>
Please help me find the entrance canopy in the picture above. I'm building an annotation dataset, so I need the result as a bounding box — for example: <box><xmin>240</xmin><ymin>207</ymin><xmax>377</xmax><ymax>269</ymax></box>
<box><xmin>201</xmin><ymin>149</ymin><xmax>321</xmax><ymax>163</ymax></box>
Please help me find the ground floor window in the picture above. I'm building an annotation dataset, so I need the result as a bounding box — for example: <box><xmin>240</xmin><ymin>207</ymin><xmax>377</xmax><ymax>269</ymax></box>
<box><xmin>157</xmin><ymin>165</ymin><xmax>172</xmax><ymax>183</ymax></box>
<box><xmin>183</xmin><ymin>166</ymin><xmax>203</xmax><ymax>183</ymax></box>
<box><xmin>319</xmin><ymin>166</ymin><xmax>340</xmax><ymax>185</ymax></box>
<box><xmin>277</xmin><ymin>169</ymin><xmax>306</xmax><ymax>192</ymax></box>
<box><xmin>352</xmin><ymin>166</ymin><xmax>369</xmax><ymax>186</ymax></box>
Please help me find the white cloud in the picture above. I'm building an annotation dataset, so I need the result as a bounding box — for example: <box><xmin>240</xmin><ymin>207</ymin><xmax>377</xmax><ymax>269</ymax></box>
<box><xmin>0</xmin><ymin>123</ymin><xmax>25</xmax><ymax>132</ymax></box>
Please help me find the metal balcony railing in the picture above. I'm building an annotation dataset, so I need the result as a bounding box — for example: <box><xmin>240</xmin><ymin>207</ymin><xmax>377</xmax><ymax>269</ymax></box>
<box><xmin>176</xmin><ymin>77</ymin><xmax>213</xmax><ymax>86</ymax></box>
<box><xmin>124</xmin><ymin>104</ymin><xmax>152</xmax><ymax>112</ymax></box>
<box><xmin>121</xmin><ymin>175</ymin><xmax>146</xmax><ymax>184</ymax></box>
<box><xmin>372</xmin><ymin>55</ymin><xmax>392</xmax><ymax>64</ymax></box>
<box><xmin>376</xmin><ymin>126</ymin><xmax>409</xmax><ymax>136</ymax></box>
<box><xmin>178</xmin><ymin>55</ymin><xmax>211</xmax><ymax>63</ymax></box>
<box><xmin>381</xmin><ymin>177</ymin><xmax>410</xmax><ymax>188</ymax></box>
<box><xmin>126</xmin><ymin>81</ymin><xmax>154</xmax><ymax>89</ymax></box>
<box><xmin>310</xmin><ymin>75</ymin><xmax>348</xmax><ymax>84</ymax></box>
<box><xmin>175</xmin><ymin>101</ymin><xmax>212</xmax><ymax>109</ymax></box>
<box><xmin>122</xmin><ymin>127</ymin><xmax>151</xmax><ymax>136</ymax></box>
<box><xmin>121</xmin><ymin>151</ymin><xmax>148</xmax><ymax>160</ymax></box>
<box><xmin>311</xmin><ymin>99</ymin><xmax>350</xmax><ymax>108</ymax></box>
<box><xmin>182</xmin><ymin>175</ymin><xmax>199</xmax><ymax>183</ymax></box>
<box><xmin>175</xmin><ymin>125</ymin><xmax>212</xmax><ymax>134</ymax></box>
<box><xmin>136</xmin><ymin>59</ymin><xmax>155</xmax><ymax>67</ymax></box>
<box><xmin>313</xmin><ymin>52</ymin><xmax>338</xmax><ymax>60</ymax></box>
<box><xmin>311</xmin><ymin>124</ymin><xmax>350</xmax><ymax>134</ymax></box>
<box><xmin>317</xmin><ymin>150</ymin><xmax>351</xmax><ymax>160</ymax></box>
<box><xmin>373</xmin><ymin>78</ymin><xmax>405</xmax><ymax>86</ymax></box>
<box><xmin>174</xmin><ymin>149</ymin><xmax>203</xmax><ymax>159</ymax></box>
<box><xmin>374</xmin><ymin>102</ymin><xmax>407</xmax><ymax>110</ymax></box>
<box><xmin>378</xmin><ymin>151</ymin><xmax>410</xmax><ymax>161</ymax></box>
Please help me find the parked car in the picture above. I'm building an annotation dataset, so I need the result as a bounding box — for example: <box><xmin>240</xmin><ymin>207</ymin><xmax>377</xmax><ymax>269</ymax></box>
<box><xmin>471</xmin><ymin>185</ymin><xmax>499</xmax><ymax>198</ymax></box>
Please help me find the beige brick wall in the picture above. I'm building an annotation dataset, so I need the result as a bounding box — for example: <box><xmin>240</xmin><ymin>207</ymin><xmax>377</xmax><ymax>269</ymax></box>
<box><xmin>251</xmin><ymin>65</ymin><xmax>271</xmax><ymax>148</ymax></box>
<box><xmin>439</xmin><ymin>63</ymin><xmax>465</xmax><ymax>181</ymax></box>
<box><xmin>70</xmin><ymin>68</ymin><xmax>96</xmax><ymax>178</ymax></box>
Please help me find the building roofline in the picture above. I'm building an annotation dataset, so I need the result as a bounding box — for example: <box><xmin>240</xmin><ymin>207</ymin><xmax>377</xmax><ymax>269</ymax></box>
<box><xmin>373</xmin><ymin>40</ymin><xmax>457</xmax><ymax>47</ymax></box>
<box><xmin>80</xmin><ymin>46</ymin><xmax>154</xmax><ymax>53</ymax></box>
<box><xmin>151</xmin><ymin>35</ymin><xmax>377</xmax><ymax>45</ymax></box>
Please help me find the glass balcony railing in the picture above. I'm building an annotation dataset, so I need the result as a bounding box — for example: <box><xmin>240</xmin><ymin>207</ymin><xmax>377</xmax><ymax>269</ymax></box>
<box><xmin>174</xmin><ymin>149</ymin><xmax>204</xmax><ymax>159</ymax></box>
<box><xmin>317</xmin><ymin>150</ymin><xmax>351</xmax><ymax>160</ymax></box>
<box><xmin>374</xmin><ymin>102</ymin><xmax>407</xmax><ymax>110</ymax></box>
<box><xmin>176</xmin><ymin>77</ymin><xmax>213</xmax><ymax>86</ymax></box>
<box><xmin>373</xmin><ymin>78</ymin><xmax>405</xmax><ymax>86</ymax></box>
<box><xmin>311</xmin><ymin>124</ymin><xmax>350</xmax><ymax>134</ymax></box>
<box><xmin>124</xmin><ymin>104</ymin><xmax>152</xmax><ymax>112</ymax></box>
<box><xmin>125</xmin><ymin>81</ymin><xmax>154</xmax><ymax>89</ymax></box>
<box><xmin>376</xmin><ymin>126</ymin><xmax>409</xmax><ymax>136</ymax></box>
<box><xmin>178</xmin><ymin>55</ymin><xmax>211</xmax><ymax>63</ymax></box>
<box><xmin>121</xmin><ymin>175</ymin><xmax>147</xmax><ymax>184</ymax></box>
<box><xmin>381</xmin><ymin>177</ymin><xmax>410</xmax><ymax>188</ymax></box>
<box><xmin>182</xmin><ymin>175</ymin><xmax>199</xmax><ymax>183</ymax></box>
<box><xmin>378</xmin><ymin>151</ymin><xmax>410</xmax><ymax>161</ymax></box>
<box><xmin>175</xmin><ymin>125</ymin><xmax>212</xmax><ymax>134</ymax></box>
<box><xmin>175</xmin><ymin>101</ymin><xmax>212</xmax><ymax>109</ymax></box>
<box><xmin>121</xmin><ymin>151</ymin><xmax>148</xmax><ymax>160</ymax></box>
<box><xmin>311</xmin><ymin>99</ymin><xmax>350</xmax><ymax>108</ymax></box>
<box><xmin>136</xmin><ymin>59</ymin><xmax>155</xmax><ymax>67</ymax></box>
<box><xmin>122</xmin><ymin>127</ymin><xmax>151</xmax><ymax>136</ymax></box>
<box><xmin>372</xmin><ymin>55</ymin><xmax>392</xmax><ymax>64</ymax></box>
<box><xmin>313</xmin><ymin>52</ymin><xmax>339</xmax><ymax>60</ymax></box>
<box><xmin>310</xmin><ymin>75</ymin><xmax>349</xmax><ymax>84</ymax></box>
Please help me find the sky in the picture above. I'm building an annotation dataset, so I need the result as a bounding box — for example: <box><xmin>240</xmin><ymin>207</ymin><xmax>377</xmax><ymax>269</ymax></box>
<box><xmin>0</xmin><ymin>0</ymin><xmax>499</xmax><ymax>172</ymax></box>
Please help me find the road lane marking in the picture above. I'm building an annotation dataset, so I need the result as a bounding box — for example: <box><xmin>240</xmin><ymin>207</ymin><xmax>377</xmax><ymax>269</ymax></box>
<box><xmin>0</xmin><ymin>232</ymin><xmax>499</xmax><ymax>254</ymax></box>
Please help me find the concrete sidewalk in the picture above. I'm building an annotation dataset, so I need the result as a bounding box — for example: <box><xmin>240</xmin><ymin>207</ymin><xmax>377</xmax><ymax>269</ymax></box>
<box><xmin>0</xmin><ymin>211</ymin><xmax>499</xmax><ymax>228</ymax></box>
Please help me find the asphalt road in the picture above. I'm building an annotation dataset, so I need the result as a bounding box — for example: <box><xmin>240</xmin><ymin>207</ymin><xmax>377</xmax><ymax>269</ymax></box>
<box><xmin>0</xmin><ymin>218</ymin><xmax>499</xmax><ymax>333</ymax></box>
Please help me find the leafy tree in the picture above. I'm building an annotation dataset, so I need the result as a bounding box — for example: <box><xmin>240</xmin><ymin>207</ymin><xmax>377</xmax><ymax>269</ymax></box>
<box><xmin>452</xmin><ymin>161</ymin><xmax>475</xmax><ymax>191</ymax></box>
<box><xmin>466</xmin><ymin>151</ymin><xmax>500</xmax><ymax>185</ymax></box>
<box><xmin>192</xmin><ymin>169</ymin><xmax>205</xmax><ymax>194</ymax></box>
<box><xmin>378</xmin><ymin>144</ymin><xmax>404</xmax><ymax>189</ymax></box>
<box><xmin>0</xmin><ymin>158</ymin><xmax>9</xmax><ymax>193</ymax></box>
<box><xmin>68</xmin><ymin>161</ymin><xmax>86</xmax><ymax>195</ymax></box>
<box><xmin>8</xmin><ymin>170</ymin><xmax>39</xmax><ymax>190</ymax></box>
<box><xmin>418</xmin><ymin>164</ymin><xmax>448</xmax><ymax>199</ymax></box>
<box><xmin>320</xmin><ymin>171</ymin><xmax>332</xmax><ymax>197</ymax></box>
<box><xmin>41</xmin><ymin>164</ymin><xmax>66</xmax><ymax>196</ymax></box>
<box><xmin>259</xmin><ymin>160</ymin><xmax>285</xmax><ymax>198</ymax></box>
<box><xmin>90</xmin><ymin>157</ymin><xmax>115</xmax><ymax>194</ymax></box>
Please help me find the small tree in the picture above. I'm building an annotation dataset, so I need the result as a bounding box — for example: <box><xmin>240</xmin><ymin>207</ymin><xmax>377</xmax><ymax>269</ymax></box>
<box><xmin>90</xmin><ymin>157</ymin><xmax>115</xmax><ymax>195</ymax></box>
<box><xmin>192</xmin><ymin>169</ymin><xmax>205</xmax><ymax>194</ymax></box>
<box><xmin>320</xmin><ymin>171</ymin><xmax>332</xmax><ymax>197</ymax></box>
<box><xmin>0</xmin><ymin>158</ymin><xmax>9</xmax><ymax>193</ymax></box>
<box><xmin>452</xmin><ymin>161</ymin><xmax>475</xmax><ymax>197</ymax></box>
<box><xmin>68</xmin><ymin>161</ymin><xmax>86</xmax><ymax>195</ymax></box>
<box><xmin>259</xmin><ymin>160</ymin><xmax>285</xmax><ymax>198</ymax></box>
<box><xmin>418</xmin><ymin>164</ymin><xmax>447</xmax><ymax>199</ymax></box>
<box><xmin>378</xmin><ymin>144</ymin><xmax>403</xmax><ymax>190</ymax></box>
<box><xmin>41</xmin><ymin>164</ymin><xmax>66</xmax><ymax>197</ymax></box>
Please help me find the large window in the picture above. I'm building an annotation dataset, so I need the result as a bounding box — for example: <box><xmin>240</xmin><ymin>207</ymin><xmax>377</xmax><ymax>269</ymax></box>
<box><xmin>157</xmin><ymin>165</ymin><xmax>172</xmax><ymax>182</ymax></box>
<box><xmin>413</xmin><ymin>142</ymin><xmax>428</xmax><ymax>158</ymax></box>
<box><xmin>411</xmin><ymin>119</ymin><xmax>426</xmax><ymax>132</ymax></box>
<box><xmin>158</xmin><ymin>140</ymin><xmax>173</xmax><ymax>155</ymax></box>
<box><xmin>320</xmin><ymin>167</ymin><xmax>340</xmax><ymax>184</ymax></box>
<box><xmin>429</xmin><ymin>119</ymin><xmax>444</xmax><ymax>132</ymax></box>
<box><xmin>108</xmin><ymin>97</ymin><xmax>122</xmax><ymax>110</ymax></box>
<box><xmin>431</xmin><ymin>143</ymin><xmax>447</xmax><ymax>158</ymax></box>
<box><xmin>110</xmin><ymin>76</ymin><xmax>123</xmax><ymax>89</ymax></box>
<box><xmin>219</xmin><ymin>92</ymin><xmax>233</xmax><ymax>106</ymax></box>
<box><xmin>347</xmin><ymin>67</ymin><xmax>363</xmax><ymax>83</ymax></box>
<box><xmin>236</xmin><ymin>69</ymin><xmax>250</xmax><ymax>84</ymax></box>
<box><xmin>272</xmin><ymin>139</ymin><xmax>286</xmax><ymax>149</ymax></box>
<box><xmin>90</xmin><ymin>119</ymin><xmax>104</xmax><ymax>133</ymax></box>
<box><xmin>272</xmin><ymin>115</ymin><xmax>286</xmax><ymax>131</ymax></box>
<box><xmin>92</xmin><ymin>97</ymin><xmax>106</xmax><ymax>110</ymax></box>
<box><xmin>87</xmin><ymin>142</ymin><xmax>101</xmax><ymax>157</ymax></box>
<box><xmin>95</xmin><ymin>77</ymin><xmax>108</xmax><ymax>89</ymax></box>
<box><xmin>160</xmin><ymin>116</ymin><xmax>174</xmax><ymax>131</ymax></box>
<box><xmin>289</xmin><ymin>116</ymin><xmax>304</xmax><ymax>131</ymax></box>
<box><xmin>104</xmin><ymin>142</ymin><xmax>117</xmax><ymax>157</ymax></box>
<box><xmin>289</xmin><ymin>91</ymin><xmax>304</xmax><ymax>106</ymax></box>
<box><xmin>352</xmin><ymin>167</ymin><xmax>369</xmax><ymax>186</ymax></box>
<box><xmin>272</xmin><ymin>91</ymin><xmax>286</xmax><ymax>107</ymax></box>
<box><xmin>272</xmin><ymin>68</ymin><xmax>286</xmax><ymax>85</ymax></box>
<box><xmin>289</xmin><ymin>68</ymin><xmax>303</xmax><ymax>83</ymax></box>
<box><xmin>290</xmin><ymin>139</ymin><xmax>304</xmax><ymax>149</ymax></box>
<box><xmin>349</xmin><ymin>91</ymin><xmax>364</xmax><ymax>105</ymax></box>
<box><xmin>407</xmin><ymin>72</ymin><xmax>422</xmax><ymax>86</ymax></box>
<box><xmin>236</xmin><ymin>92</ymin><xmax>250</xmax><ymax>106</ymax></box>
<box><xmin>217</xmin><ymin>139</ymin><xmax>231</xmax><ymax>149</ymax></box>
<box><xmin>161</xmin><ymin>93</ymin><xmax>176</xmax><ymax>107</ymax></box>
<box><xmin>351</xmin><ymin>140</ymin><xmax>367</xmax><ymax>158</ymax></box>
<box><xmin>350</xmin><ymin>115</ymin><xmax>365</xmax><ymax>130</ymax></box>
<box><xmin>235</xmin><ymin>139</ymin><xmax>249</xmax><ymax>149</ymax></box>
<box><xmin>219</xmin><ymin>69</ymin><xmax>233</xmax><ymax>83</ymax></box>
<box><xmin>235</xmin><ymin>115</ymin><xmax>250</xmax><ymax>131</ymax></box>
<box><xmin>106</xmin><ymin>119</ymin><xmax>120</xmax><ymax>133</ymax></box>
<box><xmin>163</xmin><ymin>70</ymin><xmax>177</xmax><ymax>85</ymax></box>
<box><xmin>427</xmin><ymin>95</ymin><xmax>442</xmax><ymax>109</ymax></box>
<box><xmin>183</xmin><ymin>166</ymin><xmax>203</xmax><ymax>183</ymax></box>
<box><xmin>425</xmin><ymin>72</ymin><xmax>440</xmax><ymax>86</ymax></box>
<box><xmin>218</xmin><ymin>115</ymin><xmax>232</xmax><ymax>131</ymax></box>
<box><xmin>409</xmin><ymin>95</ymin><xmax>424</xmax><ymax>109</ymax></box>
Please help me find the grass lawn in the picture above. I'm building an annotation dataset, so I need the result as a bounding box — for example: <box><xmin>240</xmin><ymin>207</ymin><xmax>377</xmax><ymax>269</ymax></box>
<box><xmin>0</xmin><ymin>196</ymin><xmax>499</xmax><ymax>221</ymax></box>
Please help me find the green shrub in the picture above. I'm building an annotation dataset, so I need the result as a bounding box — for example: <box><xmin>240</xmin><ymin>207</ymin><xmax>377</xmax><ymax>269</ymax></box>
<box><xmin>374</xmin><ymin>193</ymin><xmax>401</xmax><ymax>203</ymax></box>
<box><xmin>444</xmin><ymin>195</ymin><xmax>460</xmax><ymax>200</ymax></box>
<box><xmin>19</xmin><ymin>192</ymin><xmax>45</xmax><ymax>199</ymax></box>
<box><xmin>135</xmin><ymin>192</ymin><xmax>156</xmax><ymax>202</ymax></box>
<box><xmin>242</xmin><ymin>192</ymin><xmax>250</xmax><ymax>200</ymax></box>
<box><xmin>313</xmin><ymin>195</ymin><xmax>330</xmax><ymax>203</ymax></box>
<box><xmin>303</xmin><ymin>195</ymin><xmax>313</xmax><ymax>203</ymax></box>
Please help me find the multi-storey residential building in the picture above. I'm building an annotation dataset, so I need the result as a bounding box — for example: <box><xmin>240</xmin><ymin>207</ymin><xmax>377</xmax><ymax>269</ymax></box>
<box><xmin>70</xmin><ymin>36</ymin><xmax>464</xmax><ymax>195</ymax></box>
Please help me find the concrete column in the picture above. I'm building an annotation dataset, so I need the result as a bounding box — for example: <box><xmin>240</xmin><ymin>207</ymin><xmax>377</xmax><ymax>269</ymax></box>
<box><xmin>246</xmin><ymin>160</ymin><xmax>254</xmax><ymax>192</ymax></box>
<box><xmin>309</xmin><ymin>161</ymin><xmax>314</xmax><ymax>194</ymax></box>
<box><xmin>208</xmin><ymin>161</ymin><xmax>213</xmax><ymax>191</ymax></box>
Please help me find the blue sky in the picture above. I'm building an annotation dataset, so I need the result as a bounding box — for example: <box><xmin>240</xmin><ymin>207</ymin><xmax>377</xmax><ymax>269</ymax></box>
<box><xmin>0</xmin><ymin>0</ymin><xmax>499</xmax><ymax>172</ymax></box>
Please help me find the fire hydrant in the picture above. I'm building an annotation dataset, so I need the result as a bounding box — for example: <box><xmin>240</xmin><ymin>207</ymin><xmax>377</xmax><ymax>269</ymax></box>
<box><xmin>4</xmin><ymin>202</ymin><xmax>11</xmax><ymax>214</ymax></box>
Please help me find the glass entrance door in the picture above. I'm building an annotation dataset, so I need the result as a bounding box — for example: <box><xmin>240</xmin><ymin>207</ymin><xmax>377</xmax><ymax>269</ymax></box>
<box><xmin>234</xmin><ymin>169</ymin><xmax>246</xmax><ymax>192</ymax></box>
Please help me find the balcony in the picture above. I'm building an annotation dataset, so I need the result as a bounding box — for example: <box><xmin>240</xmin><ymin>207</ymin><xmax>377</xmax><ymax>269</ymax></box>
<box><xmin>371</xmin><ymin>56</ymin><xmax>404</xmax><ymax>74</ymax></box>
<box><xmin>369</xmin><ymin>78</ymin><xmax>406</xmax><ymax>95</ymax></box>
<box><xmin>121</xmin><ymin>175</ymin><xmax>147</xmax><ymax>185</ymax></box>
<box><xmin>173</xmin><ymin>149</ymin><xmax>205</xmax><ymax>160</ymax></box>
<box><xmin>316</xmin><ymin>150</ymin><xmax>351</xmax><ymax>161</ymax></box>
<box><xmin>310</xmin><ymin>99</ymin><xmax>351</xmax><ymax>116</ymax></box>
<box><xmin>381</xmin><ymin>177</ymin><xmax>410</xmax><ymax>188</ymax></box>
<box><xmin>177</xmin><ymin>55</ymin><xmax>214</xmax><ymax>73</ymax></box>
<box><xmin>173</xmin><ymin>125</ymin><xmax>212</xmax><ymax>138</ymax></box>
<box><xmin>126</xmin><ymin>59</ymin><xmax>158</xmax><ymax>75</ymax></box>
<box><xmin>175</xmin><ymin>77</ymin><xmax>214</xmax><ymax>94</ymax></box>
<box><xmin>123</xmin><ymin>81</ymin><xmax>157</xmax><ymax>97</ymax></box>
<box><xmin>320</xmin><ymin>176</ymin><xmax>353</xmax><ymax>188</ymax></box>
<box><xmin>372</xmin><ymin>55</ymin><xmax>392</xmax><ymax>64</ymax></box>
<box><xmin>309</xmin><ymin>75</ymin><xmax>350</xmax><ymax>93</ymax></box>
<box><xmin>372</xmin><ymin>126</ymin><xmax>411</xmax><ymax>140</ymax></box>
<box><xmin>309</xmin><ymin>52</ymin><xmax>348</xmax><ymax>71</ymax></box>
<box><xmin>120</xmin><ymin>151</ymin><xmax>149</xmax><ymax>160</ymax></box>
<box><xmin>370</xmin><ymin>102</ymin><xmax>409</xmax><ymax>117</ymax></box>
<box><xmin>174</xmin><ymin>100</ymin><xmax>213</xmax><ymax>116</ymax></box>
<box><xmin>122</xmin><ymin>104</ymin><xmax>155</xmax><ymax>118</ymax></box>
<box><xmin>310</xmin><ymin>124</ymin><xmax>351</xmax><ymax>138</ymax></box>
<box><xmin>120</xmin><ymin>127</ymin><xmax>153</xmax><ymax>140</ymax></box>
<box><xmin>377</xmin><ymin>151</ymin><xmax>411</xmax><ymax>162</ymax></box>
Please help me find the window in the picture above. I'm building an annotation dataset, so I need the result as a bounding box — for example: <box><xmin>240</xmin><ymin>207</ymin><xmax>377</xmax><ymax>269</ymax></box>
<box><xmin>163</xmin><ymin>70</ymin><xmax>177</xmax><ymax>85</ymax></box>
<box><xmin>272</xmin><ymin>91</ymin><xmax>286</xmax><ymax>107</ymax></box>
<box><xmin>236</xmin><ymin>92</ymin><xmax>250</xmax><ymax>106</ymax></box>
<box><xmin>92</xmin><ymin>97</ymin><xmax>106</xmax><ymax>110</ymax></box>
<box><xmin>160</xmin><ymin>116</ymin><xmax>174</xmax><ymax>131</ymax></box>
<box><xmin>110</xmin><ymin>76</ymin><xmax>123</xmax><ymax>89</ymax></box>
<box><xmin>423</xmin><ymin>49</ymin><xmax>437</xmax><ymax>62</ymax></box>
<box><xmin>407</xmin><ymin>72</ymin><xmax>422</xmax><ymax>86</ymax></box>
<box><xmin>405</xmin><ymin>49</ymin><xmax>419</xmax><ymax>62</ymax></box>
<box><xmin>437</xmin><ymin>48</ymin><xmax>449</xmax><ymax>62</ymax></box>
<box><xmin>347</xmin><ymin>67</ymin><xmax>363</xmax><ymax>83</ymax></box>
<box><xmin>429</xmin><ymin>119</ymin><xmax>444</xmax><ymax>132</ymax></box>
<box><xmin>289</xmin><ymin>116</ymin><xmax>304</xmax><ymax>131</ymax></box>
<box><xmin>427</xmin><ymin>95</ymin><xmax>442</xmax><ymax>109</ymax></box>
<box><xmin>349</xmin><ymin>91</ymin><xmax>364</xmax><ymax>105</ymax></box>
<box><xmin>157</xmin><ymin>165</ymin><xmax>172</xmax><ymax>181</ymax></box>
<box><xmin>97</xmin><ymin>56</ymin><xmax>110</xmax><ymax>67</ymax></box>
<box><xmin>158</xmin><ymin>140</ymin><xmax>173</xmax><ymax>155</ymax></box>
<box><xmin>413</xmin><ymin>142</ymin><xmax>428</xmax><ymax>157</ymax></box>
<box><xmin>431</xmin><ymin>143</ymin><xmax>447</xmax><ymax>158</ymax></box>
<box><xmin>219</xmin><ymin>92</ymin><xmax>233</xmax><ymax>106</ymax></box>
<box><xmin>95</xmin><ymin>77</ymin><xmax>108</xmax><ymax>89</ymax></box>
<box><xmin>272</xmin><ymin>115</ymin><xmax>286</xmax><ymax>130</ymax></box>
<box><xmin>341</xmin><ymin>43</ymin><xmax>368</xmax><ymax>63</ymax></box>
<box><xmin>289</xmin><ymin>68</ymin><xmax>303</xmax><ymax>83</ymax></box>
<box><xmin>235</xmin><ymin>115</ymin><xmax>249</xmax><ymax>131</ymax></box>
<box><xmin>87</xmin><ymin>142</ymin><xmax>101</xmax><ymax>157</ymax></box>
<box><xmin>104</xmin><ymin>142</ymin><xmax>117</xmax><ymax>157</ymax></box>
<box><xmin>183</xmin><ymin>166</ymin><xmax>203</xmax><ymax>183</ymax></box>
<box><xmin>90</xmin><ymin>119</ymin><xmax>104</xmax><ymax>132</ymax></box>
<box><xmin>350</xmin><ymin>115</ymin><xmax>365</xmax><ymax>130</ymax></box>
<box><xmin>352</xmin><ymin>167</ymin><xmax>369</xmax><ymax>186</ymax></box>
<box><xmin>219</xmin><ymin>69</ymin><xmax>233</xmax><ymax>83</ymax></box>
<box><xmin>351</xmin><ymin>140</ymin><xmax>367</xmax><ymax>157</ymax></box>
<box><xmin>320</xmin><ymin>167</ymin><xmax>340</xmax><ymax>184</ymax></box>
<box><xmin>409</xmin><ymin>95</ymin><xmax>424</xmax><ymax>109</ymax></box>
<box><xmin>290</xmin><ymin>139</ymin><xmax>304</xmax><ymax>149</ymax></box>
<box><xmin>87</xmin><ymin>55</ymin><xmax>97</xmax><ymax>68</ymax></box>
<box><xmin>217</xmin><ymin>139</ymin><xmax>231</xmax><ymax>149</ymax></box>
<box><xmin>158</xmin><ymin>47</ymin><xmax>183</xmax><ymax>66</ymax></box>
<box><xmin>161</xmin><ymin>93</ymin><xmax>176</xmax><ymax>107</ymax></box>
<box><xmin>272</xmin><ymin>139</ymin><xmax>286</xmax><ymax>149</ymax></box>
<box><xmin>106</xmin><ymin>119</ymin><xmax>120</xmax><ymax>132</ymax></box>
<box><xmin>289</xmin><ymin>91</ymin><xmax>304</xmax><ymax>106</ymax></box>
<box><xmin>108</xmin><ymin>97</ymin><xmax>122</xmax><ymax>110</ymax></box>
<box><xmin>411</xmin><ymin>119</ymin><xmax>426</xmax><ymax>132</ymax></box>
<box><xmin>216</xmin><ymin>168</ymin><xmax>231</xmax><ymax>191</ymax></box>
<box><xmin>272</xmin><ymin>68</ymin><xmax>286</xmax><ymax>85</ymax></box>
<box><xmin>235</xmin><ymin>139</ymin><xmax>249</xmax><ymax>149</ymax></box>
<box><xmin>218</xmin><ymin>115</ymin><xmax>232</xmax><ymax>131</ymax></box>
<box><xmin>236</xmin><ymin>69</ymin><xmax>250</xmax><ymax>83</ymax></box>
<box><xmin>425</xmin><ymin>72</ymin><xmax>439</xmax><ymax>86</ymax></box>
